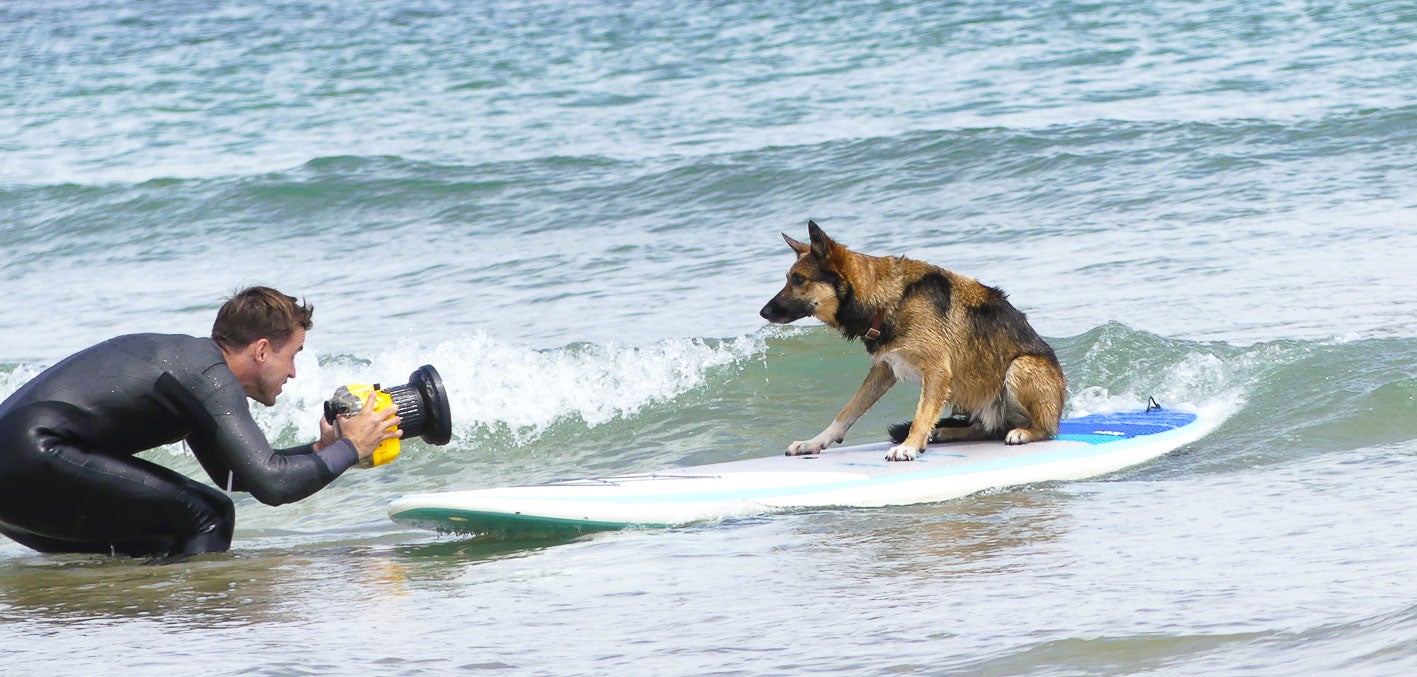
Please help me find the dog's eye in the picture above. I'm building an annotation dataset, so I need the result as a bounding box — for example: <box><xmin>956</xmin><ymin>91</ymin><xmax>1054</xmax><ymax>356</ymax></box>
<box><xmin>790</xmin><ymin>273</ymin><xmax>806</xmax><ymax>286</ymax></box>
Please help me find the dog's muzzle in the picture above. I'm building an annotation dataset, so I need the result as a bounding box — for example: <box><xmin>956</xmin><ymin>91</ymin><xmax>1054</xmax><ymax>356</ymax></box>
<box><xmin>760</xmin><ymin>295</ymin><xmax>813</xmax><ymax>324</ymax></box>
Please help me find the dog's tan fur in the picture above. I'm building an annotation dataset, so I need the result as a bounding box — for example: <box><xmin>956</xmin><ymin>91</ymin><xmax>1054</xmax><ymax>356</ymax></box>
<box><xmin>759</xmin><ymin>221</ymin><xmax>1066</xmax><ymax>461</ymax></box>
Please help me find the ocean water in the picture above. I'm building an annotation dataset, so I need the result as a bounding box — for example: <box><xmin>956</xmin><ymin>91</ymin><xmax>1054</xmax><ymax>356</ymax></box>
<box><xmin>4</xmin><ymin>0</ymin><xmax>1417</xmax><ymax>674</ymax></box>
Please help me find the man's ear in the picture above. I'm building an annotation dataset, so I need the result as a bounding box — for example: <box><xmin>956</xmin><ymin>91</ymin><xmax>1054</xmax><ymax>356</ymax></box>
<box><xmin>782</xmin><ymin>232</ymin><xmax>810</xmax><ymax>255</ymax></box>
<box><xmin>250</xmin><ymin>337</ymin><xmax>270</xmax><ymax>363</ymax></box>
<box><xmin>807</xmin><ymin>219</ymin><xmax>837</xmax><ymax>260</ymax></box>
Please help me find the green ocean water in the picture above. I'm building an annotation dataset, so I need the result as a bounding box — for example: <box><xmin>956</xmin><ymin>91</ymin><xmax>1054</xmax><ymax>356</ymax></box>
<box><xmin>4</xmin><ymin>0</ymin><xmax>1417</xmax><ymax>674</ymax></box>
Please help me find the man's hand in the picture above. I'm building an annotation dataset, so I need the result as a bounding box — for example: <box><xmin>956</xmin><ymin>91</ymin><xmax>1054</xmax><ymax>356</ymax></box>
<box><xmin>315</xmin><ymin>415</ymin><xmax>339</xmax><ymax>451</ymax></box>
<box><xmin>329</xmin><ymin>393</ymin><xmax>402</xmax><ymax>461</ymax></box>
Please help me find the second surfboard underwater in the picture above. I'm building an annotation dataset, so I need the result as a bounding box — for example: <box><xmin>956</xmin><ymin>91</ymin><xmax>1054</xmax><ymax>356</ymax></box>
<box><xmin>389</xmin><ymin>404</ymin><xmax>1222</xmax><ymax>538</ymax></box>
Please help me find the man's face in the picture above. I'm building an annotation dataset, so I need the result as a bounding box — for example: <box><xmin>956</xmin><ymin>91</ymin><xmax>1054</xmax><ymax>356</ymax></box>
<box><xmin>250</xmin><ymin>327</ymin><xmax>305</xmax><ymax>406</ymax></box>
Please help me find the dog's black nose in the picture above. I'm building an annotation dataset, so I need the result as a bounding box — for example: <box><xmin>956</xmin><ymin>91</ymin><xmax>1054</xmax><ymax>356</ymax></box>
<box><xmin>761</xmin><ymin>296</ymin><xmax>810</xmax><ymax>324</ymax></box>
<box><xmin>760</xmin><ymin>301</ymin><xmax>782</xmax><ymax>323</ymax></box>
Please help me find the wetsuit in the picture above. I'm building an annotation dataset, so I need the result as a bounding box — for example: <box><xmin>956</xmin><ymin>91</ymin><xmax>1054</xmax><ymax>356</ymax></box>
<box><xmin>0</xmin><ymin>334</ymin><xmax>359</xmax><ymax>558</ymax></box>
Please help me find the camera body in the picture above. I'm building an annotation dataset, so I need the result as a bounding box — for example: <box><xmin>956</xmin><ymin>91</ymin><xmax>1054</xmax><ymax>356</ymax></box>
<box><xmin>323</xmin><ymin>365</ymin><xmax>452</xmax><ymax>467</ymax></box>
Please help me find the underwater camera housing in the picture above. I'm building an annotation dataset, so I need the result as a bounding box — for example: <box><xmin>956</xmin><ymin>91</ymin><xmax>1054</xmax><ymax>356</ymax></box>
<box><xmin>322</xmin><ymin>365</ymin><xmax>452</xmax><ymax>467</ymax></box>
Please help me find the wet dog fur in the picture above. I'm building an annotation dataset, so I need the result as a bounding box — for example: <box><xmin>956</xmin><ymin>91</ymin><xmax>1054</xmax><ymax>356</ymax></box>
<box><xmin>759</xmin><ymin>221</ymin><xmax>1066</xmax><ymax>461</ymax></box>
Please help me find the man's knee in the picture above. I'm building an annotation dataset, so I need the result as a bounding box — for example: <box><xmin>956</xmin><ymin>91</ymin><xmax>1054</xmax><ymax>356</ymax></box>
<box><xmin>173</xmin><ymin>483</ymin><xmax>235</xmax><ymax>556</ymax></box>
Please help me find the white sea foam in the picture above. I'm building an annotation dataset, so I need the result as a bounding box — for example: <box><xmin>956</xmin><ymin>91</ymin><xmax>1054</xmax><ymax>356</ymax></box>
<box><xmin>1067</xmin><ymin>347</ymin><xmax>1248</xmax><ymax>422</ymax></box>
<box><xmin>258</xmin><ymin>330</ymin><xmax>768</xmax><ymax>446</ymax></box>
<box><xmin>0</xmin><ymin>364</ymin><xmax>45</xmax><ymax>402</ymax></box>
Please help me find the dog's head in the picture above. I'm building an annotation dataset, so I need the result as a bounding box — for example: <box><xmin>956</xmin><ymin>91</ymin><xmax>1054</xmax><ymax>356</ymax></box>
<box><xmin>760</xmin><ymin>220</ymin><xmax>850</xmax><ymax>325</ymax></box>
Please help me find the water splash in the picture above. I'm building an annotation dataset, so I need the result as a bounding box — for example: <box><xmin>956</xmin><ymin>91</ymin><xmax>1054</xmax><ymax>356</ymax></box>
<box><xmin>259</xmin><ymin>329</ymin><xmax>769</xmax><ymax>447</ymax></box>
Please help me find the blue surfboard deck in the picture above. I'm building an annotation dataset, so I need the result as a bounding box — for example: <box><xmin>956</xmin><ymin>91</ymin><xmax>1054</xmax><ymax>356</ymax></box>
<box><xmin>389</xmin><ymin>407</ymin><xmax>1219</xmax><ymax>539</ymax></box>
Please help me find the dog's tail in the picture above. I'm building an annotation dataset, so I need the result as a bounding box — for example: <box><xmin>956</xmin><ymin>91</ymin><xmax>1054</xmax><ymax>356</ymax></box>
<box><xmin>886</xmin><ymin>415</ymin><xmax>972</xmax><ymax>444</ymax></box>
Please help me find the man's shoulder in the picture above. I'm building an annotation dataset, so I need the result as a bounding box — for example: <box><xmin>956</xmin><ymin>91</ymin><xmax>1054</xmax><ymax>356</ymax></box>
<box><xmin>102</xmin><ymin>334</ymin><xmax>229</xmax><ymax>383</ymax></box>
<box><xmin>105</xmin><ymin>333</ymin><xmax>220</xmax><ymax>358</ymax></box>
<box><xmin>125</xmin><ymin>335</ymin><xmax>244</xmax><ymax>407</ymax></box>
<box><xmin>107</xmin><ymin>332</ymin><xmax>208</xmax><ymax>346</ymax></box>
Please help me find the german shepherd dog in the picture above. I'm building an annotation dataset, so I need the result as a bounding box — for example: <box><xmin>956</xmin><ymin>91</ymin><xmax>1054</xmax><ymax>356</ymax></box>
<box><xmin>759</xmin><ymin>221</ymin><xmax>1066</xmax><ymax>461</ymax></box>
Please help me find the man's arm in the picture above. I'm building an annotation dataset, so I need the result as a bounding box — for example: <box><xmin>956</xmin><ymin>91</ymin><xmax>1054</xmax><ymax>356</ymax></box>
<box><xmin>164</xmin><ymin>373</ymin><xmax>360</xmax><ymax>505</ymax></box>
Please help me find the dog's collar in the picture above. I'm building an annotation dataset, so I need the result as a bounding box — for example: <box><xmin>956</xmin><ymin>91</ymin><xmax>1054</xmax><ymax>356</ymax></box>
<box><xmin>865</xmin><ymin>309</ymin><xmax>886</xmax><ymax>341</ymax></box>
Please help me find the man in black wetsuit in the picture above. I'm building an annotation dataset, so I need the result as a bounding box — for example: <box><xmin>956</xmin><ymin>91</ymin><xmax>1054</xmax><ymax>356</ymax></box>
<box><xmin>0</xmin><ymin>286</ymin><xmax>401</xmax><ymax>558</ymax></box>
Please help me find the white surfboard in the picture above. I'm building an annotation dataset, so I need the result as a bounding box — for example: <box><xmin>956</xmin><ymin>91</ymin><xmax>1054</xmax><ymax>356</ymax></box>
<box><xmin>389</xmin><ymin>406</ymin><xmax>1222</xmax><ymax>538</ymax></box>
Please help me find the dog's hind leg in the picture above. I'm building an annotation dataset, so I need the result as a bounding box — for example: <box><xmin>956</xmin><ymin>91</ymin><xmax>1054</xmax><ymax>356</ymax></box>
<box><xmin>1001</xmin><ymin>354</ymin><xmax>1066</xmax><ymax>445</ymax></box>
<box><xmin>788</xmin><ymin>362</ymin><xmax>897</xmax><ymax>455</ymax></box>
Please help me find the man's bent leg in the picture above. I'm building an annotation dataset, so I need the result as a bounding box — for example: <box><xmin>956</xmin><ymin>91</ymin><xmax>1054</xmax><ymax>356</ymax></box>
<box><xmin>0</xmin><ymin>405</ymin><xmax>235</xmax><ymax>557</ymax></box>
<box><xmin>167</xmin><ymin>481</ymin><xmax>235</xmax><ymax>557</ymax></box>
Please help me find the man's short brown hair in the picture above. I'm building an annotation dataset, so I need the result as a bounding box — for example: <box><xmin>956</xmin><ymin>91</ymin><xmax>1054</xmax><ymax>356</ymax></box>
<box><xmin>211</xmin><ymin>286</ymin><xmax>314</xmax><ymax>351</ymax></box>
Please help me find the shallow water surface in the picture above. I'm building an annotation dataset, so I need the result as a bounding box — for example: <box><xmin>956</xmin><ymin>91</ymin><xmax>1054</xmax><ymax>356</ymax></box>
<box><xmin>4</xmin><ymin>0</ymin><xmax>1417</xmax><ymax>674</ymax></box>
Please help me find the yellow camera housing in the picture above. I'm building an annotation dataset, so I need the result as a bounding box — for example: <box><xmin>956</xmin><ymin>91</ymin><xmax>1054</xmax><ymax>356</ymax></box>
<box><xmin>340</xmin><ymin>384</ymin><xmax>401</xmax><ymax>467</ymax></box>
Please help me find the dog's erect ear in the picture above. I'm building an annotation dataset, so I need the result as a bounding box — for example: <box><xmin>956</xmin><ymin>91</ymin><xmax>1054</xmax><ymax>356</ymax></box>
<box><xmin>782</xmin><ymin>232</ymin><xmax>810</xmax><ymax>255</ymax></box>
<box><xmin>806</xmin><ymin>219</ymin><xmax>838</xmax><ymax>260</ymax></box>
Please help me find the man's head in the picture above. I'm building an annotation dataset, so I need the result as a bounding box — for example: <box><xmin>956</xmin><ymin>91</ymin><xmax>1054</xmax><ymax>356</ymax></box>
<box><xmin>212</xmin><ymin>287</ymin><xmax>314</xmax><ymax>406</ymax></box>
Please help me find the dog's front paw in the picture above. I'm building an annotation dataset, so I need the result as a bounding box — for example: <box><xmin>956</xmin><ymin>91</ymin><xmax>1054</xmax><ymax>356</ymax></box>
<box><xmin>787</xmin><ymin>423</ymin><xmax>847</xmax><ymax>456</ymax></box>
<box><xmin>787</xmin><ymin>439</ymin><xmax>827</xmax><ymax>456</ymax></box>
<box><xmin>884</xmin><ymin>444</ymin><xmax>920</xmax><ymax>462</ymax></box>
